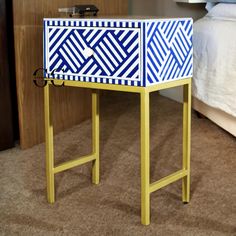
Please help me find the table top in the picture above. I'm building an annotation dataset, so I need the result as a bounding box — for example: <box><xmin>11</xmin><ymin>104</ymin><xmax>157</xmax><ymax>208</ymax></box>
<box><xmin>44</xmin><ymin>16</ymin><xmax>193</xmax><ymax>22</ymax></box>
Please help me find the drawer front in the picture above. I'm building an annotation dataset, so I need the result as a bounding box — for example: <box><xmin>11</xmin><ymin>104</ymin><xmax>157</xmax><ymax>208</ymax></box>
<box><xmin>44</xmin><ymin>21</ymin><xmax>141</xmax><ymax>86</ymax></box>
<box><xmin>146</xmin><ymin>19</ymin><xmax>193</xmax><ymax>85</ymax></box>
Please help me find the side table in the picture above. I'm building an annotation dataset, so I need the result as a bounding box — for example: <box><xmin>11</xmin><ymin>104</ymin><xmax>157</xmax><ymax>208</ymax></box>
<box><xmin>43</xmin><ymin>17</ymin><xmax>193</xmax><ymax>225</ymax></box>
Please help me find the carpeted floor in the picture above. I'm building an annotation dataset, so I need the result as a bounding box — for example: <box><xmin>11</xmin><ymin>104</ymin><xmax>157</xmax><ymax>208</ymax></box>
<box><xmin>0</xmin><ymin>93</ymin><xmax>235</xmax><ymax>236</ymax></box>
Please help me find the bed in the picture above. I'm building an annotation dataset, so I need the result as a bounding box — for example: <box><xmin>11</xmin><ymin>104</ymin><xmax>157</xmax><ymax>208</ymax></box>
<box><xmin>192</xmin><ymin>2</ymin><xmax>236</xmax><ymax>137</ymax></box>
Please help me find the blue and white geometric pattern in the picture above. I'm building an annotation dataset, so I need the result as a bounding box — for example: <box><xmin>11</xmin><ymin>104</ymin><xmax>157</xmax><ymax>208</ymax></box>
<box><xmin>146</xmin><ymin>19</ymin><xmax>193</xmax><ymax>86</ymax></box>
<box><xmin>44</xmin><ymin>18</ymin><xmax>193</xmax><ymax>87</ymax></box>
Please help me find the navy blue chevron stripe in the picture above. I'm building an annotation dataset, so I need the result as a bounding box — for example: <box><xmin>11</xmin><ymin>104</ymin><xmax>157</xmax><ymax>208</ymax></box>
<box><xmin>49</xmin><ymin>29</ymin><xmax>67</xmax><ymax>52</ymax></box>
<box><xmin>163</xmin><ymin>55</ymin><xmax>175</xmax><ymax>81</ymax></box>
<box><xmin>172</xmin><ymin>64</ymin><xmax>180</xmax><ymax>79</ymax></box>
<box><xmin>147</xmin><ymin>63</ymin><xmax>158</xmax><ymax>83</ymax></box>
<box><xmin>160</xmin><ymin>53</ymin><xmax>172</xmax><ymax>78</ymax></box>
<box><xmin>164</xmin><ymin>21</ymin><xmax>171</xmax><ymax>34</ymax></box>
<box><xmin>59</xmin><ymin>47</ymin><xmax>77</xmax><ymax>72</ymax></box>
<box><xmin>166</xmin><ymin>21</ymin><xmax>176</xmax><ymax>40</ymax></box>
<box><xmin>153</xmin><ymin>35</ymin><xmax>166</xmax><ymax>61</ymax></box>
<box><xmin>181</xmin><ymin>50</ymin><xmax>192</xmax><ymax>77</ymax></box>
<box><xmin>85</xmin><ymin>29</ymin><xmax>101</xmax><ymax>43</ymax></box>
<box><xmin>101</xmin><ymin>42</ymin><xmax>120</xmax><ymax>66</ymax></box>
<box><xmin>155</xmin><ymin>30</ymin><xmax>169</xmax><ymax>55</ymax></box>
<box><xmin>65</xmin><ymin>41</ymin><xmax>82</xmax><ymax>65</ymax></box>
<box><xmin>147</xmin><ymin>23</ymin><xmax>155</xmax><ymax>37</ymax></box>
<box><xmin>160</xmin><ymin>22</ymin><xmax>165</xmax><ymax>30</ymax></box>
<box><xmin>116</xmin><ymin>53</ymin><xmax>139</xmax><ymax>78</ymax></box>
<box><xmin>184</xmin><ymin>20</ymin><xmax>191</xmax><ymax>31</ymax></box>
<box><xmin>127</xmin><ymin>64</ymin><xmax>139</xmax><ymax>78</ymax></box>
<box><xmin>49</xmin><ymin>29</ymin><xmax>60</xmax><ymax>43</ymax></box>
<box><xmin>71</xmin><ymin>31</ymin><xmax>87</xmax><ymax>51</ymax></box>
<box><xmin>188</xmin><ymin>25</ymin><xmax>193</xmax><ymax>36</ymax></box>
<box><xmin>175</xmin><ymin>36</ymin><xmax>187</xmax><ymax>57</ymax></box>
<box><xmin>148</xmin><ymin>43</ymin><xmax>162</xmax><ymax>67</ymax></box>
<box><xmin>104</xmin><ymin>33</ymin><xmax>127</xmax><ymax>60</ymax></box>
<box><xmin>97</xmin><ymin>44</ymin><xmax>117</xmax><ymax>68</ymax></box>
<box><xmin>169</xmin><ymin>22</ymin><xmax>180</xmax><ymax>43</ymax></box>
<box><xmin>187</xmin><ymin>64</ymin><xmax>192</xmax><ymax>76</ymax></box>
<box><xmin>127</xmin><ymin>34</ymin><xmax>139</xmax><ymax>48</ymax></box>
<box><xmin>172</xmin><ymin>41</ymin><xmax>184</xmax><ymax>65</ymax></box>
<box><xmin>177</xmin><ymin>32</ymin><xmax>188</xmax><ymax>54</ymax></box>
<box><xmin>67</xmin><ymin>34</ymin><xmax>86</xmax><ymax>61</ymax></box>
<box><xmin>119</xmin><ymin>30</ymin><xmax>133</xmax><ymax>43</ymax></box>
<box><xmin>147</xmin><ymin>22</ymin><xmax>161</xmax><ymax>41</ymax></box>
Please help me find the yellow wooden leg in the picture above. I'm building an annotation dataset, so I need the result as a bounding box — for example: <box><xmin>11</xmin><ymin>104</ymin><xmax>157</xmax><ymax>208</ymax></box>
<box><xmin>92</xmin><ymin>90</ymin><xmax>100</xmax><ymax>184</ymax></box>
<box><xmin>182</xmin><ymin>80</ymin><xmax>191</xmax><ymax>203</ymax></box>
<box><xmin>140</xmin><ymin>91</ymin><xmax>150</xmax><ymax>225</ymax></box>
<box><xmin>44</xmin><ymin>83</ymin><xmax>55</xmax><ymax>203</ymax></box>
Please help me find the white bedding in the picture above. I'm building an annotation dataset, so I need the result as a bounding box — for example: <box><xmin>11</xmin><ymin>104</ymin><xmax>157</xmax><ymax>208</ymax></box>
<box><xmin>193</xmin><ymin>16</ymin><xmax>236</xmax><ymax>117</ymax></box>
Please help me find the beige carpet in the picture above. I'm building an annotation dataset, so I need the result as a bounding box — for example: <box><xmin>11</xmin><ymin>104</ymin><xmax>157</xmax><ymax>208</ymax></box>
<box><xmin>0</xmin><ymin>93</ymin><xmax>235</xmax><ymax>236</ymax></box>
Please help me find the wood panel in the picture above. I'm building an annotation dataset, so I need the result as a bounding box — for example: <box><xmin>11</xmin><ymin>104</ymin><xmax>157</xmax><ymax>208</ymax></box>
<box><xmin>13</xmin><ymin>0</ymin><xmax>128</xmax><ymax>149</ymax></box>
<box><xmin>13</xmin><ymin>0</ymin><xmax>128</xmax><ymax>26</ymax></box>
<box><xmin>0</xmin><ymin>0</ymin><xmax>14</xmax><ymax>150</ymax></box>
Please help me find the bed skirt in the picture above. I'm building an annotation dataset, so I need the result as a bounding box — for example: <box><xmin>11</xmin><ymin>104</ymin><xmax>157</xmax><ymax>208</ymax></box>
<box><xmin>192</xmin><ymin>97</ymin><xmax>236</xmax><ymax>137</ymax></box>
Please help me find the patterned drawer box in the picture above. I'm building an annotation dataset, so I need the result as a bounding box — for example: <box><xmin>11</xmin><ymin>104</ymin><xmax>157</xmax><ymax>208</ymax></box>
<box><xmin>44</xmin><ymin>18</ymin><xmax>193</xmax><ymax>87</ymax></box>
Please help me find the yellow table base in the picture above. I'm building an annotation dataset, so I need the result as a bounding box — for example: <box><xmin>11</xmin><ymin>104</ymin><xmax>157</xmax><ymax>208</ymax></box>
<box><xmin>44</xmin><ymin>78</ymin><xmax>191</xmax><ymax>225</ymax></box>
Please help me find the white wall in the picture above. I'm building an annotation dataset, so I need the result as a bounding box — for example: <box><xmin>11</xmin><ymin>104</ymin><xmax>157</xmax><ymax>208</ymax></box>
<box><xmin>129</xmin><ymin>0</ymin><xmax>206</xmax><ymax>20</ymax></box>
<box><xmin>129</xmin><ymin>0</ymin><xmax>206</xmax><ymax>103</ymax></box>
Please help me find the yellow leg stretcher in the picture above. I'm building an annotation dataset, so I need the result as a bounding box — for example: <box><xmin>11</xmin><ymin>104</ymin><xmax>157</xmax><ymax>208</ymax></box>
<box><xmin>44</xmin><ymin>78</ymin><xmax>191</xmax><ymax>225</ymax></box>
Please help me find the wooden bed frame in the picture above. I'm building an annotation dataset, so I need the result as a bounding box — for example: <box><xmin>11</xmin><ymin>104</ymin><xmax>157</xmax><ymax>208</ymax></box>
<box><xmin>192</xmin><ymin>97</ymin><xmax>236</xmax><ymax>137</ymax></box>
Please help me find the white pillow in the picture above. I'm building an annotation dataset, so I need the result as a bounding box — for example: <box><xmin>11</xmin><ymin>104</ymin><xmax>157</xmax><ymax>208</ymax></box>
<box><xmin>207</xmin><ymin>3</ymin><xmax>236</xmax><ymax>18</ymax></box>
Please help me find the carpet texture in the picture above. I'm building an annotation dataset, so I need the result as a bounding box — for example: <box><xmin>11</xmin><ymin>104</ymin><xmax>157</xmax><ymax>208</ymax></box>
<box><xmin>0</xmin><ymin>93</ymin><xmax>235</xmax><ymax>236</ymax></box>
